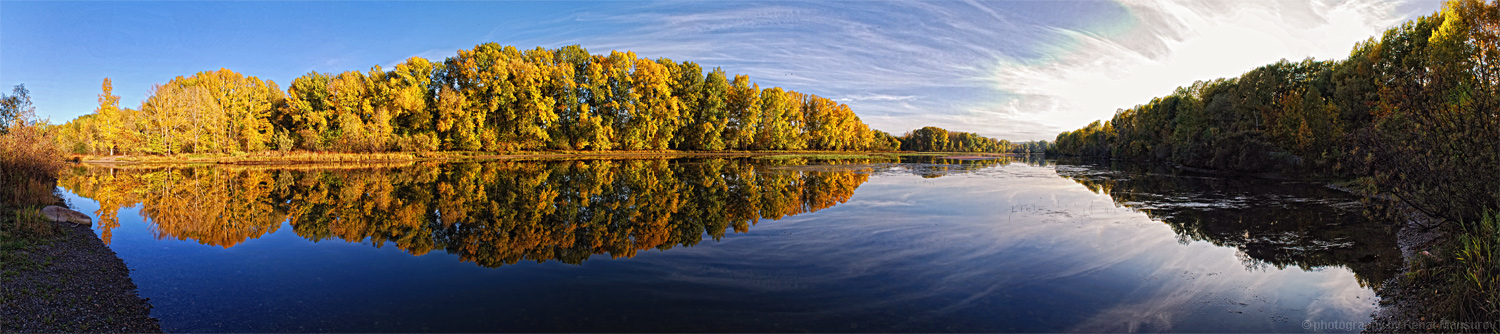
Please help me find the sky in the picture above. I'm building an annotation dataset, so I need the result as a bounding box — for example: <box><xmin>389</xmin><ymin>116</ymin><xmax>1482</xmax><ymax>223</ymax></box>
<box><xmin>0</xmin><ymin>0</ymin><xmax>1443</xmax><ymax>141</ymax></box>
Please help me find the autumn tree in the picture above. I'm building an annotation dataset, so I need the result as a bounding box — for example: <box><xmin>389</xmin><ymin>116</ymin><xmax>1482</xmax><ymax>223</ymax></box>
<box><xmin>754</xmin><ymin>87</ymin><xmax>803</xmax><ymax>150</ymax></box>
<box><xmin>680</xmin><ymin>68</ymin><xmax>729</xmax><ymax>150</ymax></box>
<box><xmin>284</xmin><ymin>72</ymin><xmax>335</xmax><ymax>150</ymax></box>
<box><xmin>724</xmin><ymin>74</ymin><xmax>762</xmax><ymax>150</ymax></box>
<box><xmin>58</xmin><ymin>43</ymin><xmax>912</xmax><ymax>155</ymax></box>
<box><xmin>94</xmin><ymin>78</ymin><xmax>122</xmax><ymax>155</ymax></box>
<box><xmin>628</xmin><ymin>56</ymin><xmax>677</xmax><ymax>149</ymax></box>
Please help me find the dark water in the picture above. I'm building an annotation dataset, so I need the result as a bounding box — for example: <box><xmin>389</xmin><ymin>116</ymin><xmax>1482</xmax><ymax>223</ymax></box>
<box><xmin>56</xmin><ymin>156</ymin><xmax>1400</xmax><ymax>332</ymax></box>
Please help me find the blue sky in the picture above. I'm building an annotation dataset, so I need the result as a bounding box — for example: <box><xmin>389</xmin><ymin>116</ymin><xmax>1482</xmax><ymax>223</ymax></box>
<box><xmin>1</xmin><ymin>0</ymin><xmax>1441</xmax><ymax>141</ymax></box>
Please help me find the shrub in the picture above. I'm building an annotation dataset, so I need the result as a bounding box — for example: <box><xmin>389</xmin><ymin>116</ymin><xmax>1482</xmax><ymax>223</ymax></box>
<box><xmin>272</xmin><ymin>130</ymin><xmax>294</xmax><ymax>152</ymax></box>
<box><xmin>0</xmin><ymin>87</ymin><xmax>63</xmax><ymax>209</ymax></box>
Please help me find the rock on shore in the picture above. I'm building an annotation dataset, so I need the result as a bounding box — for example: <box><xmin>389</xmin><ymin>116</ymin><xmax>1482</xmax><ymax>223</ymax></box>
<box><xmin>41</xmin><ymin>205</ymin><xmax>92</xmax><ymax>225</ymax></box>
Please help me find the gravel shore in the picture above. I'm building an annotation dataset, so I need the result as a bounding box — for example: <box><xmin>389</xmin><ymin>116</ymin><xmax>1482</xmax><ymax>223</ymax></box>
<box><xmin>1</xmin><ymin>220</ymin><xmax>161</xmax><ymax>333</ymax></box>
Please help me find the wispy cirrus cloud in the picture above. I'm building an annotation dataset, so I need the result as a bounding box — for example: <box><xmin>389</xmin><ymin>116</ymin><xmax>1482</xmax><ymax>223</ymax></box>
<box><xmin>985</xmin><ymin>0</ymin><xmax>1438</xmax><ymax>139</ymax></box>
<box><xmin>463</xmin><ymin>1</ymin><xmax>1055</xmax><ymax>137</ymax></box>
<box><xmin>838</xmin><ymin>94</ymin><xmax>919</xmax><ymax>103</ymax></box>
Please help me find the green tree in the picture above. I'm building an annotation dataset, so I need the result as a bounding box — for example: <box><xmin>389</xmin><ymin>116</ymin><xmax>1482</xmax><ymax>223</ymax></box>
<box><xmin>725</xmin><ymin>74</ymin><xmax>761</xmax><ymax>150</ymax></box>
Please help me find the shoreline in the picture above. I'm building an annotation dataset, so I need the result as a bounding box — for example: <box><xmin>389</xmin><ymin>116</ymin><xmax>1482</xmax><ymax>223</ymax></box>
<box><xmin>1172</xmin><ymin>164</ymin><xmax>1462</xmax><ymax>332</ymax></box>
<box><xmin>1363</xmin><ymin>210</ymin><xmax>1450</xmax><ymax>333</ymax></box>
<box><xmin>1056</xmin><ymin>155</ymin><xmax>1465</xmax><ymax>332</ymax></box>
<box><xmin>0</xmin><ymin>206</ymin><xmax>162</xmax><ymax>333</ymax></box>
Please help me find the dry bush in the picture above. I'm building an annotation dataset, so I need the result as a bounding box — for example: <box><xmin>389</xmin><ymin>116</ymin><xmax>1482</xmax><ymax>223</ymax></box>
<box><xmin>0</xmin><ymin>109</ymin><xmax>64</xmax><ymax>209</ymax></box>
<box><xmin>0</xmin><ymin>100</ymin><xmax>65</xmax><ymax>251</ymax></box>
<box><xmin>0</xmin><ymin>125</ymin><xmax>63</xmax><ymax>208</ymax></box>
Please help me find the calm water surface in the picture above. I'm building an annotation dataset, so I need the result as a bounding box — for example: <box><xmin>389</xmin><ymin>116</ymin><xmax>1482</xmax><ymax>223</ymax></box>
<box><xmin>57</xmin><ymin>157</ymin><xmax>1399</xmax><ymax>332</ymax></box>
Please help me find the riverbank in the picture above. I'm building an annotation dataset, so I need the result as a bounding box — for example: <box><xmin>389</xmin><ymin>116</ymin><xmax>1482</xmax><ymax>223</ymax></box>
<box><xmin>0</xmin><ymin>118</ymin><xmax>159</xmax><ymax>332</ymax></box>
<box><xmin>1325</xmin><ymin>180</ymin><xmax>1499</xmax><ymax>332</ymax></box>
<box><xmin>1363</xmin><ymin>210</ymin><xmax>1499</xmax><ymax>333</ymax></box>
<box><xmin>1060</xmin><ymin>156</ymin><xmax>1497</xmax><ymax>332</ymax></box>
<box><xmin>1176</xmin><ymin>164</ymin><xmax>1496</xmax><ymax>332</ymax></box>
<box><xmin>1</xmin><ymin>203</ymin><xmax>161</xmax><ymax>333</ymax></box>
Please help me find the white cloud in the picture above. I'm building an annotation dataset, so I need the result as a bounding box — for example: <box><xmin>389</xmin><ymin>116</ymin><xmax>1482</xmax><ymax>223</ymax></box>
<box><xmin>985</xmin><ymin>0</ymin><xmax>1420</xmax><ymax>136</ymax></box>
<box><xmin>383</xmin><ymin>48</ymin><xmax>454</xmax><ymax>69</ymax></box>
<box><xmin>837</xmin><ymin>94</ymin><xmax>919</xmax><ymax>102</ymax></box>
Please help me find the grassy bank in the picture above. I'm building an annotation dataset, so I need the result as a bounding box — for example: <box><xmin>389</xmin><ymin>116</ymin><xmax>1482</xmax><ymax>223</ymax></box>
<box><xmin>1447</xmin><ymin>212</ymin><xmax>1499</xmax><ymax>321</ymax></box>
<box><xmin>1366</xmin><ymin>209</ymin><xmax>1500</xmax><ymax>333</ymax></box>
<box><xmin>1321</xmin><ymin>177</ymin><xmax>1499</xmax><ymax>331</ymax></box>
<box><xmin>1406</xmin><ymin>211</ymin><xmax>1500</xmax><ymax>322</ymax></box>
<box><xmin>1</xmin><ymin>109</ymin><xmax>67</xmax><ymax>245</ymax></box>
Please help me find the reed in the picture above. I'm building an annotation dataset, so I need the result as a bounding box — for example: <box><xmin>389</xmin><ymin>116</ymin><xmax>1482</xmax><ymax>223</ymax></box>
<box><xmin>1448</xmin><ymin>210</ymin><xmax>1500</xmax><ymax>321</ymax></box>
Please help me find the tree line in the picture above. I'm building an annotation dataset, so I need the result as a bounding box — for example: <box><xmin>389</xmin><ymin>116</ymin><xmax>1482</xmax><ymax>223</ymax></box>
<box><xmin>56</xmin><ymin>44</ymin><xmax>909</xmax><ymax>156</ymax></box>
<box><xmin>895</xmin><ymin>126</ymin><xmax>1049</xmax><ymax>153</ymax></box>
<box><xmin>1051</xmin><ymin>0</ymin><xmax>1498</xmax><ymax>225</ymax></box>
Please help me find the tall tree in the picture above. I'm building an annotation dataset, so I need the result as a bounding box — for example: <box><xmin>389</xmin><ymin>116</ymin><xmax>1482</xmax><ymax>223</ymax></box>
<box><xmin>284</xmin><ymin>72</ymin><xmax>335</xmax><ymax>150</ymax></box>
<box><xmin>725</xmin><ymin>74</ymin><xmax>761</xmax><ymax>150</ymax></box>
<box><xmin>95</xmin><ymin>78</ymin><xmax>122</xmax><ymax>155</ymax></box>
<box><xmin>0</xmin><ymin>84</ymin><xmax>34</xmax><ymax>134</ymax></box>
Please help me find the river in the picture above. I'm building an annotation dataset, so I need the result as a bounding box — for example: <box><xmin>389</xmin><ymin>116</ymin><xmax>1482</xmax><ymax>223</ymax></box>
<box><xmin>56</xmin><ymin>156</ymin><xmax>1399</xmax><ymax>332</ymax></box>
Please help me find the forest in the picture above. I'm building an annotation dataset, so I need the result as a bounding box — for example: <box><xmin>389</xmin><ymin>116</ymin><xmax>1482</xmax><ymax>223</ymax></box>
<box><xmin>1051</xmin><ymin>0</ymin><xmax>1497</xmax><ymax>321</ymax></box>
<box><xmin>48</xmin><ymin>44</ymin><xmax>941</xmax><ymax>156</ymax></box>
<box><xmin>52</xmin><ymin>44</ymin><xmax>906</xmax><ymax>155</ymax></box>
<box><xmin>38</xmin><ymin>43</ymin><xmax>1048</xmax><ymax>157</ymax></box>
<box><xmin>897</xmin><ymin>126</ymin><xmax>1047</xmax><ymax>153</ymax></box>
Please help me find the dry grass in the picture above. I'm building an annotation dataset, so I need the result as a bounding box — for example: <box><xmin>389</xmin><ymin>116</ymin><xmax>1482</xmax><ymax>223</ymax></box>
<box><xmin>1</xmin><ymin>117</ymin><xmax>66</xmax><ymax>272</ymax></box>
<box><xmin>0</xmin><ymin>119</ymin><xmax>63</xmax><ymax>209</ymax></box>
<box><xmin>4</xmin><ymin>207</ymin><xmax>58</xmax><ymax>239</ymax></box>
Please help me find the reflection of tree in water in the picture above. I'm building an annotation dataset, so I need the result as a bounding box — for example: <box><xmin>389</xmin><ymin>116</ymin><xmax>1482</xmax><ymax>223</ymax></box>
<box><xmin>892</xmin><ymin>155</ymin><xmax>1012</xmax><ymax>178</ymax></box>
<box><xmin>60</xmin><ymin>165</ymin><xmax>292</xmax><ymax>246</ymax></box>
<box><xmin>60</xmin><ymin>158</ymin><xmax>876</xmax><ymax>268</ymax></box>
<box><xmin>1054</xmin><ymin>160</ymin><xmax>1402</xmax><ymax>288</ymax></box>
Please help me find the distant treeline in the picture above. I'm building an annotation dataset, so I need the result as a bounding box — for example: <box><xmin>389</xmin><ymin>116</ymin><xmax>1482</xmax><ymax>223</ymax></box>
<box><xmin>56</xmin><ymin>44</ymin><xmax>912</xmax><ymax>155</ymax></box>
<box><xmin>1050</xmin><ymin>0</ymin><xmax>1497</xmax><ymax>224</ymax></box>
<box><xmin>897</xmin><ymin>126</ymin><xmax>1050</xmax><ymax>154</ymax></box>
